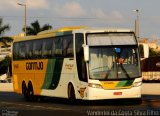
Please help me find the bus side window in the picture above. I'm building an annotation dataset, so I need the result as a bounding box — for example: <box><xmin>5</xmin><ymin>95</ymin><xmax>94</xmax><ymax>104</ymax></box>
<box><xmin>13</xmin><ymin>43</ymin><xmax>19</xmax><ymax>60</ymax></box>
<box><xmin>19</xmin><ymin>42</ymin><xmax>26</xmax><ymax>59</ymax></box>
<box><xmin>52</xmin><ymin>39</ymin><xmax>56</xmax><ymax>57</ymax></box>
<box><xmin>54</xmin><ymin>37</ymin><xmax>62</xmax><ymax>57</ymax></box>
<box><xmin>67</xmin><ymin>35</ymin><xmax>73</xmax><ymax>57</ymax></box>
<box><xmin>42</xmin><ymin>38</ymin><xmax>52</xmax><ymax>58</ymax></box>
<box><xmin>33</xmin><ymin>40</ymin><xmax>43</xmax><ymax>59</ymax></box>
<box><xmin>62</xmin><ymin>35</ymin><xmax>73</xmax><ymax>57</ymax></box>
<box><xmin>75</xmin><ymin>33</ymin><xmax>87</xmax><ymax>82</ymax></box>
<box><xmin>25</xmin><ymin>41</ymin><xmax>33</xmax><ymax>59</ymax></box>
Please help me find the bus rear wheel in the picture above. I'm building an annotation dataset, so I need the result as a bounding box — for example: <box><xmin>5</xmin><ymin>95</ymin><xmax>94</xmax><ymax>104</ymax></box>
<box><xmin>68</xmin><ymin>84</ymin><xmax>76</xmax><ymax>104</ymax></box>
<box><xmin>27</xmin><ymin>82</ymin><xmax>35</xmax><ymax>101</ymax></box>
<box><xmin>22</xmin><ymin>82</ymin><xmax>29</xmax><ymax>101</ymax></box>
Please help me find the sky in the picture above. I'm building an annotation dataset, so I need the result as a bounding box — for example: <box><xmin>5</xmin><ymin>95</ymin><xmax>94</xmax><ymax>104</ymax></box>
<box><xmin>0</xmin><ymin>0</ymin><xmax>160</xmax><ymax>42</ymax></box>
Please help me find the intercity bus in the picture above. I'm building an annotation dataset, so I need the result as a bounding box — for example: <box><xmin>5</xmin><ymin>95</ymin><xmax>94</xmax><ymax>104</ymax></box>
<box><xmin>12</xmin><ymin>26</ymin><xmax>142</xmax><ymax>102</ymax></box>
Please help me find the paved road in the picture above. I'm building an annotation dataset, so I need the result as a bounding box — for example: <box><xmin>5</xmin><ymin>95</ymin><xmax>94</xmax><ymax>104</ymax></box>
<box><xmin>0</xmin><ymin>92</ymin><xmax>160</xmax><ymax>116</ymax></box>
<box><xmin>1</xmin><ymin>83</ymin><xmax>160</xmax><ymax>93</ymax></box>
<box><xmin>0</xmin><ymin>83</ymin><xmax>160</xmax><ymax>116</ymax></box>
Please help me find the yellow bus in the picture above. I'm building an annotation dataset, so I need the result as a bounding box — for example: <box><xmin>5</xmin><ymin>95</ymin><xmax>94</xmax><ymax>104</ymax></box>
<box><xmin>12</xmin><ymin>26</ymin><xmax>142</xmax><ymax>102</ymax></box>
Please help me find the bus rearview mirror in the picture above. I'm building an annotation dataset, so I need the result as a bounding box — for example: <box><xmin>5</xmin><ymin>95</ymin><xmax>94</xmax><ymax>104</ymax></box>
<box><xmin>82</xmin><ymin>44</ymin><xmax>89</xmax><ymax>62</ymax></box>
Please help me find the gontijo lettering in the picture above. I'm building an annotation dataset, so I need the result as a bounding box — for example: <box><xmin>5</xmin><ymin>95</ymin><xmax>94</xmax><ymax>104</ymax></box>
<box><xmin>26</xmin><ymin>62</ymin><xmax>43</xmax><ymax>70</ymax></box>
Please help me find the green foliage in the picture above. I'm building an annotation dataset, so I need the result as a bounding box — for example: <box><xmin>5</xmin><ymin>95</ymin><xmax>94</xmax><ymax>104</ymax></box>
<box><xmin>0</xmin><ymin>18</ymin><xmax>12</xmax><ymax>47</ymax></box>
<box><xmin>0</xmin><ymin>18</ymin><xmax>12</xmax><ymax>75</ymax></box>
<box><xmin>149</xmin><ymin>48</ymin><xmax>160</xmax><ymax>57</ymax></box>
<box><xmin>0</xmin><ymin>18</ymin><xmax>10</xmax><ymax>35</ymax></box>
<box><xmin>23</xmin><ymin>20</ymin><xmax>52</xmax><ymax>35</ymax></box>
<box><xmin>0</xmin><ymin>56</ymin><xmax>11</xmax><ymax>67</ymax></box>
<box><xmin>0</xmin><ymin>56</ymin><xmax>11</xmax><ymax>75</ymax></box>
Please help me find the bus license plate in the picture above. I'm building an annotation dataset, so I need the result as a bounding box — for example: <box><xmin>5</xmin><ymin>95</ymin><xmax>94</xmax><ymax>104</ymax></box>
<box><xmin>114</xmin><ymin>92</ymin><xmax>122</xmax><ymax>95</ymax></box>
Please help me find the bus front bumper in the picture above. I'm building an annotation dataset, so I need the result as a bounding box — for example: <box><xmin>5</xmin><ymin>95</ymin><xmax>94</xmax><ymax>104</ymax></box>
<box><xmin>82</xmin><ymin>86</ymin><xmax>141</xmax><ymax>100</ymax></box>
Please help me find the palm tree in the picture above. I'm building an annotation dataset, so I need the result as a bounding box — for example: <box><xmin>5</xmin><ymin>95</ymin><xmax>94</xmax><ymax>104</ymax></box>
<box><xmin>0</xmin><ymin>18</ymin><xmax>12</xmax><ymax>47</ymax></box>
<box><xmin>0</xmin><ymin>18</ymin><xmax>12</xmax><ymax>78</ymax></box>
<box><xmin>23</xmin><ymin>20</ymin><xmax>52</xmax><ymax>35</ymax></box>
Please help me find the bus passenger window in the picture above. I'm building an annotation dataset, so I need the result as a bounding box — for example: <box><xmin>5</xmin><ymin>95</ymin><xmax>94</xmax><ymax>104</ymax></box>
<box><xmin>13</xmin><ymin>43</ymin><xmax>19</xmax><ymax>60</ymax></box>
<box><xmin>42</xmin><ymin>38</ymin><xmax>52</xmax><ymax>58</ymax></box>
<box><xmin>52</xmin><ymin>39</ymin><xmax>56</xmax><ymax>57</ymax></box>
<box><xmin>62</xmin><ymin>38</ymin><xmax>67</xmax><ymax>56</ymax></box>
<box><xmin>67</xmin><ymin>36</ymin><xmax>73</xmax><ymax>57</ymax></box>
<box><xmin>62</xmin><ymin>35</ymin><xmax>73</xmax><ymax>57</ymax></box>
<box><xmin>54</xmin><ymin>37</ymin><xmax>62</xmax><ymax>57</ymax></box>
<box><xmin>33</xmin><ymin>40</ymin><xmax>43</xmax><ymax>58</ymax></box>
<box><xmin>25</xmin><ymin>41</ymin><xmax>33</xmax><ymax>59</ymax></box>
<box><xmin>19</xmin><ymin>42</ymin><xmax>26</xmax><ymax>59</ymax></box>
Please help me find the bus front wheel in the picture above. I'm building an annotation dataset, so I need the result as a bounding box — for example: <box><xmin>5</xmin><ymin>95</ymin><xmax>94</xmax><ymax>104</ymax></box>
<box><xmin>68</xmin><ymin>84</ymin><xmax>76</xmax><ymax>104</ymax></box>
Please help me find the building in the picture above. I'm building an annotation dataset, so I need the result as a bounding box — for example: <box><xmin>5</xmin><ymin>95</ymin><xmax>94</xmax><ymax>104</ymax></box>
<box><xmin>139</xmin><ymin>38</ymin><xmax>160</xmax><ymax>53</ymax></box>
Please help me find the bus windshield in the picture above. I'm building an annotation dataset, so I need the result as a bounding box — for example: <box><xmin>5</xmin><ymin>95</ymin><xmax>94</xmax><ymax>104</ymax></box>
<box><xmin>87</xmin><ymin>33</ymin><xmax>141</xmax><ymax>80</ymax></box>
<box><xmin>89</xmin><ymin>46</ymin><xmax>141</xmax><ymax>80</ymax></box>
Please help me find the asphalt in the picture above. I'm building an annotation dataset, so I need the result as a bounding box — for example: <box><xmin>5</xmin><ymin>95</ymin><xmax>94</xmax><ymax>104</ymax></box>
<box><xmin>0</xmin><ymin>83</ymin><xmax>160</xmax><ymax>95</ymax></box>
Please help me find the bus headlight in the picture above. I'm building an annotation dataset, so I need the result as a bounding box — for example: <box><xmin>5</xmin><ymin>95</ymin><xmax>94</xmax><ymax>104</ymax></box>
<box><xmin>88</xmin><ymin>83</ymin><xmax>103</xmax><ymax>89</ymax></box>
<box><xmin>133</xmin><ymin>81</ymin><xmax>142</xmax><ymax>87</ymax></box>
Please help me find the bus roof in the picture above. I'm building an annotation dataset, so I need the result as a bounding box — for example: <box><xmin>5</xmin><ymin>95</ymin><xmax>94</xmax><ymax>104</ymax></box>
<box><xmin>73</xmin><ymin>27</ymin><xmax>133</xmax><ymax>33</ymax></box>
<box><xmin>13</xmin><ymin>26</ymin><xmax>134</xmax><ymax>42</ymax></box>
<box><xmin>37</xmin><ymin>26</ymin><xmax>87</xmax><ymax>35</ymax></box>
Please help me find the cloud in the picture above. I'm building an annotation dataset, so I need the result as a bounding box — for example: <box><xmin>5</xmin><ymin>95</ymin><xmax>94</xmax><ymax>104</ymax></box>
<box><xmin>111</xmin><ymin>11</ymin><xmax>124</xmax><ymax>19</ymax></box>
<box><xmin>0</xmin><ymin>0</ymin><xmax>49</xmax><ymax>10</ymax></box>
<box><xmin>54</xmin><ymin>2</ymin><xmax>86</xmax><ymax>17</ymax></box>
<box><xmin>0</xmin><ymin>0</ymin><xmax>18</xmax><ymax>10</ymax></box>
<box><xmin>150</xmin><ymin>16</ymin><xmax>160</xmax><ymax>25</ymax></box>
<box><xmin>91</xmin><ymin>9</ymin><xmax>124</xmax><ymax>22</ymax></box>
<box><xmin>91</xmin><ymin>9</ymin><xmax>107</xmax><ymax>18</ymax></box>
<box><xmin>27</xmin><ymin>0</ymin><xmax>49</xmax><ymax>9</ymax></box>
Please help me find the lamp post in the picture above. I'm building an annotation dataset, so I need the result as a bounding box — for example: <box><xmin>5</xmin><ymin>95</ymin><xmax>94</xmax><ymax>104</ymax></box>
<box><xmin>133</xmin><ymin>9</ymin><xmax>140</xmax><ymax>39</ymax></box>
<box><xmin>18</xmin><ymin>3</ymin><xmax>27</xmax><ymax>36</ymax></box>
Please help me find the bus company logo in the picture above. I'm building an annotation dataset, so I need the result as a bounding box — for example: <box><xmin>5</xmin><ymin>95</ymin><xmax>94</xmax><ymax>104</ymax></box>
<box><xmin>65</xmin><ymin>63</ymin><xmax>74</xmax><ymax>70</ymax></box>
<box><xmin>26</xmin><ymin>62</ymin><xmax>43</xmax><ymax>70</ymax></box>
<box><xmin>79</xmin><ymin>87</ymin><xmax>86</xmax><ymax>98</ymax></box>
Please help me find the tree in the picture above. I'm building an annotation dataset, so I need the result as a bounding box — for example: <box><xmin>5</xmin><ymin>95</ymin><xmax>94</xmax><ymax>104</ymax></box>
<box><xmin>23</xmin><ymin>20</ymin><xmax>52</xmax><ymax>35</ymax></box>
<box><xmin>0</xmin><ymin>18</ymin><xmax>12</xmax><ymax>47</ymax></box>
<box><xmin>0</xmin><ymin>56</ymin><xmax>12</xmax><ymax>79</ymax></box>
<box><xmin>0</xmin><ymin>18</ymin><xmax>12</xmax><ymax>78</ymax></box>
<box><xmin>149</xmin><ymin>48</ymin><xmax>160</xmax><ymax>57</ymax></box>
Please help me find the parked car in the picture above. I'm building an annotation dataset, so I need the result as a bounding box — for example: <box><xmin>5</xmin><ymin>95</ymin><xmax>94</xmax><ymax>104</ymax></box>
<box><xmin>0</xmin><ymin>74</ymin><xmax>8</xmax><ymax>83</ymax></box>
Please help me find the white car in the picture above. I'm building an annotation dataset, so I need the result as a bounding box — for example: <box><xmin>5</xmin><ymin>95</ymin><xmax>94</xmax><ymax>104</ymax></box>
<box><xmin>0</xmin><ymin>74</ymin><xmax>8</xmax><ymax>83</ymax></box>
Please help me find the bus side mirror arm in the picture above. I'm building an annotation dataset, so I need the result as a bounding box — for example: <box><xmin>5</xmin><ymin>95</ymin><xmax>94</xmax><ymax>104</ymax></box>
<box><xmin>82</xmin><ymin>44</ymin><xmax>89</xmax><ymax>62</ymax></box>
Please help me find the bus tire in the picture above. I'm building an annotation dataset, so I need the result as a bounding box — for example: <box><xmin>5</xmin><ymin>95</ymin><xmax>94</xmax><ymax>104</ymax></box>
<box><xmin>22</xmin><ymin>82</ymin><xmax>29</xmax><ymax>101</ymax></box>
<box><xmin>27</xmin><ymin>82</ymin><xmax>35</xmax><ymax>102</ymax></box>
<box><xmin>68</xmin><ymin>83</ymin><xmax>76</xmax><ymax>104</ymax></box>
